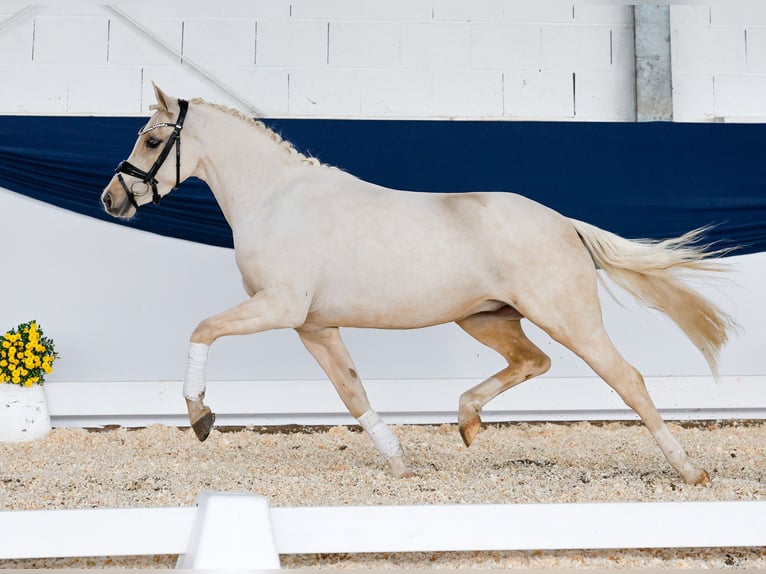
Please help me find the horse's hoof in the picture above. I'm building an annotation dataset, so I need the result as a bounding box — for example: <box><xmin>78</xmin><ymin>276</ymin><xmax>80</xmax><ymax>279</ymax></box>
<box><xmin>691</xmin><ymin>469</ymin><xmax>710</xmax><ymax>486</ymax></box>
<box><xmin>389</xmin><ymin>456</ymin><xmax>415</xmax><ymax>478</ymax></box>
<box><xmin>459</xmin><ymin>414</ymin><xmax>482</xmax><ymax>447</ymax></box>
<box><xmin>191</xmin><ymin>408</ymin><xmax>215</xmax><ymax>442</ymax></box>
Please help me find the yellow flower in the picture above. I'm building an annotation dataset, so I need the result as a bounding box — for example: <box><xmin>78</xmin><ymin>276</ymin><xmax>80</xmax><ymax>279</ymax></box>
<box><xmin>11</xmin><ymin>376</ymin><xmax>20</xmax><ymax>384</ymax></box>
<box><xmin>1</xmin><ymin>341</ymin><xmax>9</xmax><ymax>349</ymax></box>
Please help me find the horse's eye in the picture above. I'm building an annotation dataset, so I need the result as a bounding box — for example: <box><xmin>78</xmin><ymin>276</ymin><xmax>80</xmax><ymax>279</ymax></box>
<box><xmin>146</xmin><ymin>136</ymin><xmax>162</xmax><ymax>149</ymax></box>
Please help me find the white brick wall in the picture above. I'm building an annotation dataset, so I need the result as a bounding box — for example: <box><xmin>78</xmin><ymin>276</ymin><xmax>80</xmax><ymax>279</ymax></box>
<box><xmin>2</xmin><ymin>2</ymin><xmax>765</xmax><ymax>121</ymax></box>
<box><xmin>0</xmin><ymin>2</ymin><xmax>634</xmax><ymax>120</ymax></box>
<box><xmin>671</xmin><ymin>4</ymin><xmax>766</xmax><ymax>121</ymax></box>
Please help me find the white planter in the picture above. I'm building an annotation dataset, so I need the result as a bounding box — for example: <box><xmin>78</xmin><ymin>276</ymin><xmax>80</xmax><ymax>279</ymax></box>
<box><xmin>0</xmin><ymin>383</ymin><xmax>52</xmax><ymax>442</ymax></box>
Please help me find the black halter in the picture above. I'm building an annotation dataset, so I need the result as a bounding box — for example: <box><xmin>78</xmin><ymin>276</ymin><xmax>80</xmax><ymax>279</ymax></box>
<box><xmin>115</xmin><ymin>99</ymin><xmax>189</xmax><ymax>208</ymax></box>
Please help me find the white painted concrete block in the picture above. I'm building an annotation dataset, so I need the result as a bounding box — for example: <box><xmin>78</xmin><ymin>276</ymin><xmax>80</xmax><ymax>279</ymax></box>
<box><xmin>361</xmin><ymin>70</ymin><xmax>435</xmax><ymax>117</ymax></box>
<box><xmin>470</xmin><ymin>24</ymin><xmax>542</xmax><ymax>71</ymax></box>
<box><xmin>329</xmin><ymin>22</ymin><xmax>401</xmax><ymax>68</ymax></box>
<box><xmin>435</xmin><ymin>1</ymin><xmax>573</xmax><ymax>23</ymax></box>
<box><xmin>141</xmin><ymin>1</ymin><xmax>288</xmax><ymax>19</ymax></box>
<box><xmin>672</xmin><ymin>73</ymin><xmax>715</xmax><ymax>121</ymax></box>
<box><xmin>672</xmin><ymin>26</ymin><xmax>747</xmax><ymax>74</ymax></box>
<box><xmin>541</xmin><ymin>25</ymin><xmax>612</xmax><ymax>72</ymax></box>
<box><xmin>574</xmin><ymin>5</ymin><xmax>633</xmax><ymax>26</ymax></box>
<box><xmin>291</xmin><ymin>0</ymin><xmax>432</xmax><ymax>21</ymax></box>
<box><xmin>502</xmin><ymin>3</ymin><xmax>574</xmax><ymax>23</ymax></box>
<box><xmin>575</xmin><ymin>71</ymin><xmax>635</xmax><ymax>121</ymax></box>
<box><xmin>182</xmin><ymin>19</ymin><xmax>256</xmax><ymax>66</ymax></box>
<box><xmin>33</xmin><ymin>5</ymin><xmax>109</xmax><ymax>18</ymax></box>
<box><xmin>669</xmin><ymin>5</ymin><xmax>712</xmax><ymax>27</ymax></box>
<box><xmin>0</xmin><ymin>64</ymin><xmax>141</xmax><ymax>114</ymax></box>
<box><xmin>256</xmin><ymin>20</ymin><xmax>327</xmax><ymax>67</ymax></box>
<box><xmin>711</xmin><ymin>3</ymin><xmax>766</xmax><ymax>25</ymax></box>
<box><xmin>745</xmin><ymin>27</ymin><xmax>766</xmax><ymax>73</ymax></box>
<box><xmin>714</xmin><ymin>74</ymin><xmax>766</xmax><ymax>119</ymax></box>
<box><xmin>504</xmin><ymin>70</ymin><xmax>573</xmax><ymax>119</ymax></box>
<box><xmin>432</xmin><ymin>70</ymin><xmax>503</xmax><ymax>118</ymax></box>
<box><xmin>62</xmin><ymin>66</ymin><xmax>143</xmax><ymax>114</ymax></box>
<box><xmin>209</xmin><ymin>67</ymin><xmax>289</xmax><ymax>117</ymax></box>
<box><xmin>107</xmin><ymin>17</ymin><xmax>182</xmax><ymax>65</ymax></box>
<box><xmin>0</xmin><ymin>15</ymin><xmax>33</xmax><ymax>64</ymax></box>
<box><xmin>0</xmin><ymin>65</ymin><xmax>68</xmax><ymax>113</ymax></box>
<box><xmin>400</xmin><ymin>22</ymin><xmax>471</xmax><ymax>69</ymax></box>
<box><xmin>288</xmin><ymin>69</ymin><xmax>362</xmax><ymax>116</ymax></box>
<box><xmin>33</xmin><ymin>16</ymin><xmax>108</xmax><ymax>64</ymax></box>
<box><xmin>139</xmin><ymin>65</ymin><xmax>260</xmax><ymax>116</ymax></box>
<box><xmin>610</xmin><ymin>26</ymin><xmax>635</xmax><ymax>71</ymax></box>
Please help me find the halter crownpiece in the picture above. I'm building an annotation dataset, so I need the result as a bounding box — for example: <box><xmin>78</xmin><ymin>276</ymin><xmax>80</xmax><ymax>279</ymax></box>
<box><xmin>115</xmin><ymin>98</ymin><xmax>189</xmax><ymax>208</ymax></box>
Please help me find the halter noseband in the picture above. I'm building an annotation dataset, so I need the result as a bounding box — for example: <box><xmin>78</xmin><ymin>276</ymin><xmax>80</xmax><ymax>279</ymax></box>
<box><xmin>115</xmin><ymin>99</ymin><xmax>189</xmax><ymax>208</ymax></box>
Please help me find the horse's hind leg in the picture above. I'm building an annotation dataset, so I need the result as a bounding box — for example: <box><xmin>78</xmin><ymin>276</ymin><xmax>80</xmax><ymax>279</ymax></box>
<box><xmin>456</xmin><ymin>307</ymin><xmax>551</xmax><ymax>446</ymax></box>
<box><xmin>516</xmin><ymin>263</ymin><xmax>709</xmax><ymax>484</ymax></box>
<box><xmin>569</xmin><ymin>329</ymin><xmax>709</xmax><ymax>485</ymax></box>
<box><xmin>296</xmin><ymin>324</ymin><xmax>414</xmax><ymax>478</ymax></box>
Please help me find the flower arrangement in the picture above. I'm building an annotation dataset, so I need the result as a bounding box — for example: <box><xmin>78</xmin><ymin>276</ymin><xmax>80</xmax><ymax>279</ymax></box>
<box><xmin>0</xmin><ymin>321</ymin><xmax>58</xmax><ymax>386</ymax></box>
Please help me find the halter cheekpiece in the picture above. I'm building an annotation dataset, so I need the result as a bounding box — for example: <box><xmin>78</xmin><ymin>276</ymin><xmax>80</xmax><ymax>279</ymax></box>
<box><xmin>115</xmin><ymin>98</ymin><xmax>189</xmax><ymax>208</ymax></box>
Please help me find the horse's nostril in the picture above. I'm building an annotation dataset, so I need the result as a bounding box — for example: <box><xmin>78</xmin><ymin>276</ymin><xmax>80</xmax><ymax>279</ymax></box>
<box><xmin>103</xmin><ymin>192</ymin><xmax>113</xmax><ymax>210</ymax></box>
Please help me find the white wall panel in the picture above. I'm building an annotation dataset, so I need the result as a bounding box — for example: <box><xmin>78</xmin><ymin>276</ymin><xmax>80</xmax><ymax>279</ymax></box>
<box><xmin>399</xmin><ymin>23</ymin><xmax>472</xmax><ymax>70</ymax></box>
<box><xmin>328</xmin><ymin>22</ymin><xmax>401</xmax><ymax>69</ymax></box>
<box><xmin>256</xmin><ymin>20</ymin><xmax>328</xmax><ymax>68</ymax></box>
<box><xmin>575</xmin><ymin>71</ymin><xmax>636</xmax><ymax>121</ymax></box>
<box><xmin>745</xmin><ymin>28</ymin><xmax>766</xmax><ymax>73</ymax></box>
<box><xmin>182</xmin><ymin>19</ymin><xmax>256</xmax><ymax>67</ymax></box>
<box><xmin>107</xmin><ymin>17</ymin><xmax>182</xmax><ymax>66</ymax></box>
<box><xmin>0</xmin><ymin>13</ymin><xmax>33</xmax><ymax>64</ymax></box>
<box><xmin>470</xmin><ymin>24</ymin><xmax>542</xmax><ymax>71</ymax></box>
<box><xmin>670</xmin><ymin>3</ymin><xmax>766</xmax><ymax>121</ymax></box>
<box><xmin>288</xmin><ymin>69</ymin><xmax>363</xmax><ymax>116</ymax></box>
<box><xmin>359</xmin><ymin>70</ymin><xmax>435</xmax><ymax>117</ymax></box>
<box><xmin>432</xmin><ymin>70</ymin><xmax>503</xmax><ymax>118</ymax></box>
<box><xmin>541</xmin><ymin>26</ymin><xmax>613</xmax><ymax>72</ymax></box>
<box><xmin>290</xmin><ymin>0</ymin><xmax>432</xmax><ymax>22</ymax></box>
<box><xmin>504</xmin><ymin>71</ymin><xmax>573</xmax><ymax>119</ymax></box>
<box><xmin>0</xmin><ymin>5</ymin><xmax>764</xmax><ymax>121</ymax></box>
<box><xmin>711</xmin><ymin>3</ymin><xmax>766</xmax><ymax>25</ymax></box>
<box><xmin>1</xmin><ymin>66</ymin><xmax>70</xmax><ymax>113</ymax></box>
<box><xmin>714</xmin><ymin>74</ymin><xmax>766</xmax><ymax>119</ymax></box>
<box><xmin>574</xmin><ymin>5</ymin><xmax>633</xmax><ymax>26</ymax></box>
<box><xmin>672</xmin><ymin>26</ymin><xmax>747</xmax><ymax>75</ymax></box>
<box><xmin>433</xmin><ymin>2</ymin><xmax>573</xmax><ymax>24</ymax></box>
<box><xmin>0</xmin><ymin>2</ymin><xmax>639</xmax><ymax>120</ymax></box>
<box><xmin>672</xmin><ymin>74</ymin><xmax>715</xmax><ymax>122</ymax></box>
<box><xmin>33</xmin><ymin>16</ymin><xmax>108</xmax><ymax>65</ymax></box>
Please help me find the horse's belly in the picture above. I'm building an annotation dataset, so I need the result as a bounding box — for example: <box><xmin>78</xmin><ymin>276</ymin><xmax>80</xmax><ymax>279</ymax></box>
<box><xmin>308</xmin><ymin>282</ymin><xmax>506</xmax><ymax>329</ymax></box>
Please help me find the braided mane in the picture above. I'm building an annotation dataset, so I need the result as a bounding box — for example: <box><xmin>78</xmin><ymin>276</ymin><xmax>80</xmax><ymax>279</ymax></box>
<box><xmin>188</xmin><ymin>98</ymin><xmax>323</xmax><ymax>167</ymax></box>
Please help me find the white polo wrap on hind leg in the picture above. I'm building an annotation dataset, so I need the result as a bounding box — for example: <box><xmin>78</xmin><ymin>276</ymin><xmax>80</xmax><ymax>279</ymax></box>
<box><xmin>183</xmin><ymin>342</ymin><xmax>209</xmax><ymax>401</ymax></box>
<box><xmin>357</xmin><ymin>409</ymin><xmax>403</xmax><ymax>460</ymax></box>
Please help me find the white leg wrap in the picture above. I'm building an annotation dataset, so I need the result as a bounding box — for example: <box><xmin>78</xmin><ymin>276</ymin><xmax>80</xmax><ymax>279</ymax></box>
<box><xmin>357</xmin><ymin>409</ymin><xmax>403</xmax><ymax>460</ymax></box>
<box><xmin>183</xmin><ymin>342</ymin><xmax>209</xmax><ymax>401</ymax></box>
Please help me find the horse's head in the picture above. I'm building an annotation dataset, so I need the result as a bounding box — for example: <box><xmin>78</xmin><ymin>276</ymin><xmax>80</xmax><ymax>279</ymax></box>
<box><xmin>102</xmin><ymin>84</ymin><xmax>194</xmax><ymax>218</ymax></box>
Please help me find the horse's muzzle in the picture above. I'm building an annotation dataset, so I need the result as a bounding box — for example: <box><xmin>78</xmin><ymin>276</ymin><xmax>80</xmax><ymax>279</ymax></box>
<box><xmin>101</xmin><ymin>186</ymin><xmax>135</xmax><ymax>219</ymax></box>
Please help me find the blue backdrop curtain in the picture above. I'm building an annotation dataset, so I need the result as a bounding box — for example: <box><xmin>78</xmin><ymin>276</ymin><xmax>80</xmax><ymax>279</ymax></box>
<box><xmin>0</xmin><ymin>116</ymin><xmax>764</xmax><ymax>255</ymax></box>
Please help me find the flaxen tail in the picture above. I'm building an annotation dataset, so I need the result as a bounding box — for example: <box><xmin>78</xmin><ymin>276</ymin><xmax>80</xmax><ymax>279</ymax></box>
<box><xmin>569</xmin><ymin>218</ymin><xmax>735</xmax><ymax>379</ymax></box>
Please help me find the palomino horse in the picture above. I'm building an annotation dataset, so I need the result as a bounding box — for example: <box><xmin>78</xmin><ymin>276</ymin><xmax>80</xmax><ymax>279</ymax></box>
<box><xmin>102</xmin><ymin>86</ymin><xmax>733</xmax><ymax>485</ymax></box>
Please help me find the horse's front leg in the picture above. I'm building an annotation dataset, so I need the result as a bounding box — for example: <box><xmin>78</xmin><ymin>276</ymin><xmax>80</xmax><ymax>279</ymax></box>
<box><xmin>183</xmin><ymin>290</ymin><xmax>308</xmax><ymax>441</ymax></box>
<box><xmin>297</xmin><ymin>325</ymin><xmax>414</xmax><ymax>478</ymax></box>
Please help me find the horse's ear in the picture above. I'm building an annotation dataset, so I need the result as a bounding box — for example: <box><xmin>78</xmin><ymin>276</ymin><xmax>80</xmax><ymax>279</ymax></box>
<box><xmin>152</xmin><ymin>83</ymin><xmax>172</xmax><ymax>112</ymax></box>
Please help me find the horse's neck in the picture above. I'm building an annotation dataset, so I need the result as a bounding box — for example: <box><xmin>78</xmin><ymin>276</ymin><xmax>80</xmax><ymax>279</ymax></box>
<box><xmin>189</xmin><ymin>106</ymin><xmax>292</xmax><ymax>226</ymax></box>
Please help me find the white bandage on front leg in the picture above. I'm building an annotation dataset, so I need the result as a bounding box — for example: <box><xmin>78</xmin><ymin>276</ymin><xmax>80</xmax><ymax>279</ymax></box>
<box><xmin>357</xmin><ymin>409</ymin><xmax>403</xmax><ymax>460</ymax></box>
<box><xmin>183</xmin><ymin>342</ymin><xmax>209</xmax><ymax>401</ymax></box>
